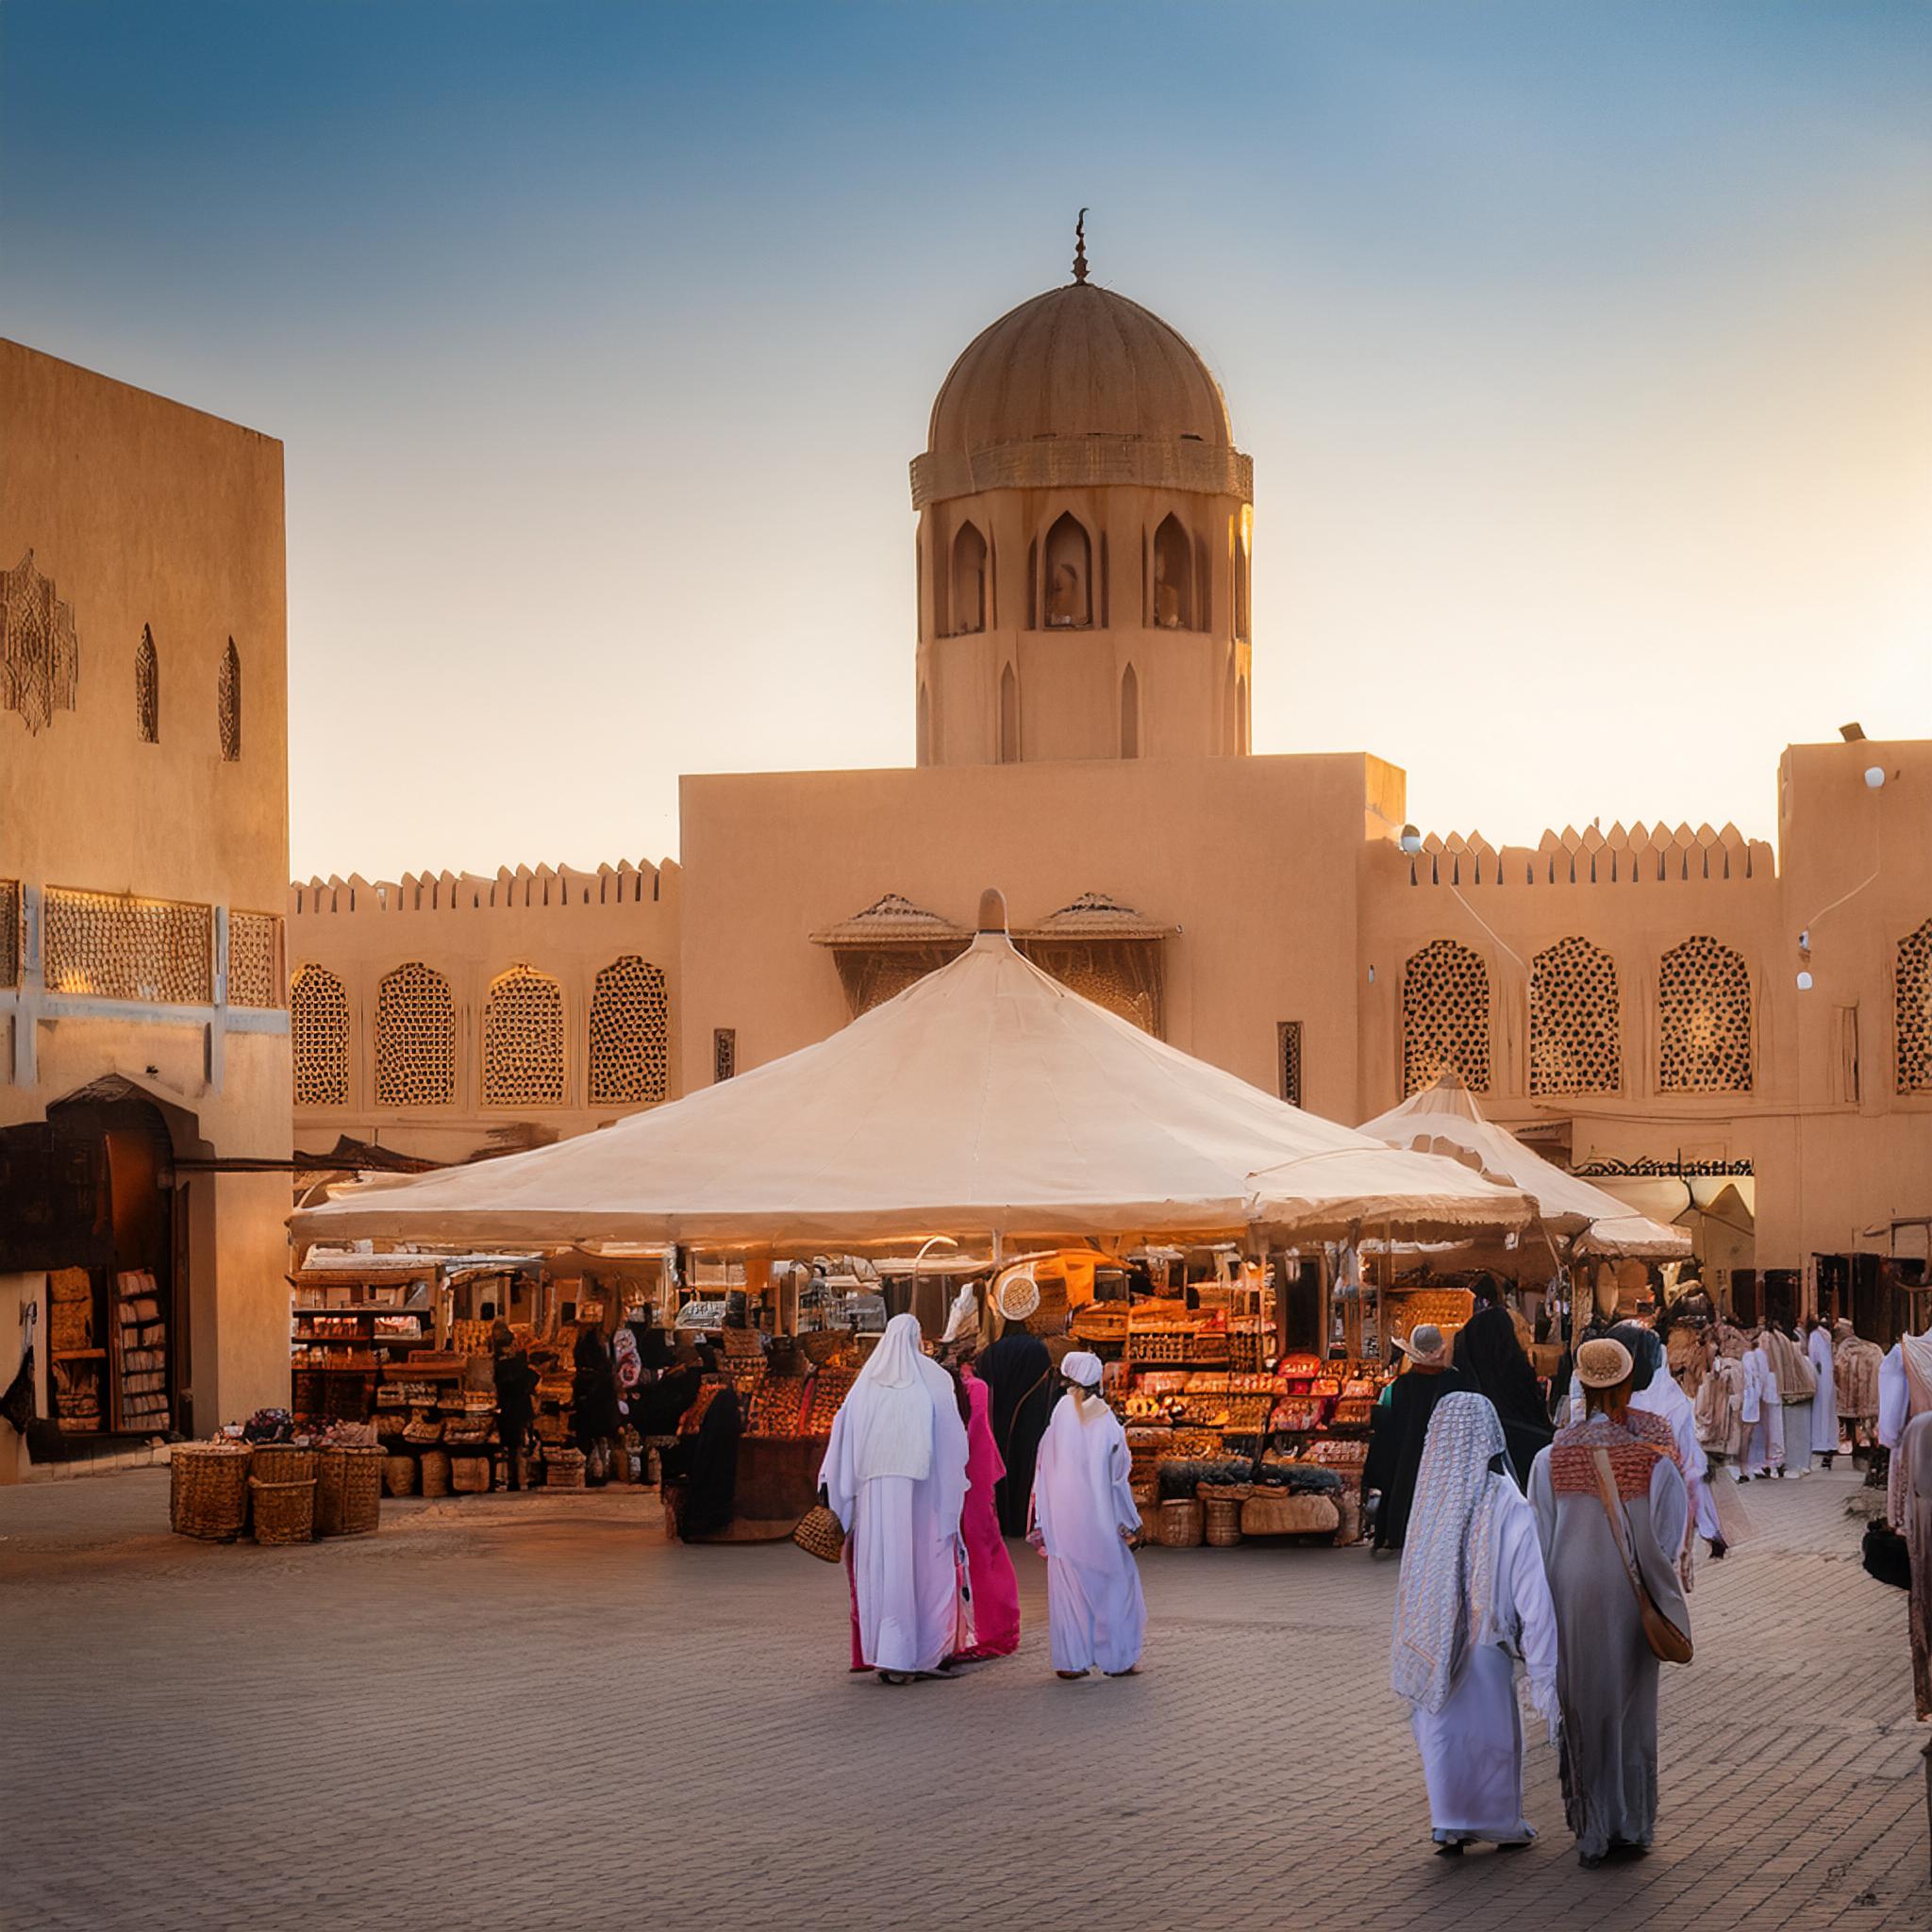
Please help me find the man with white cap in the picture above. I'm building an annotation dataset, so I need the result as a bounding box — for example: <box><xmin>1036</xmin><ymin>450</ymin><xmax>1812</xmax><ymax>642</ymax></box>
<box><xmin>1530</xmin><ymin>1335</ymin><xmax>1691</xmax><ymax>1868</ymax></box>
<box><xmin>1028</xmin><ymin>1352</ymin><xmax>1146</xmax><ymax>1679</ymax></box>
<box><xmin>1363</xmin><ymin>1324</ymin><xmax>1465</xmax><ymax>1553</ymax></box>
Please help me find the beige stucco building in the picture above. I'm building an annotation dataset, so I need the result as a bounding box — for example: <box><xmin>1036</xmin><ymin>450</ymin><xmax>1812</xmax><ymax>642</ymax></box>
<box><xmin>0</xmin><ymin>340</ymin><xmax>291</xmax><ymax>1480</ymax></box>
<box><xmin>288</xmin><ymin>259</ymin><xmax>1932</xmax><ymax>1332</ymax></box>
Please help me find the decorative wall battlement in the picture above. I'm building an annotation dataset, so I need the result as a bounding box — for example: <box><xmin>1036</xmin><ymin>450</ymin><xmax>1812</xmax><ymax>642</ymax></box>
<box><xmin>289</xmin><ymin>859</ymin><xmax>674</xmax><ymax>917</ymax></box>
<box><xmin>1405</xmin><ymin>822</ymin><xmax>1774</xmax><ymax>887</ymax></box>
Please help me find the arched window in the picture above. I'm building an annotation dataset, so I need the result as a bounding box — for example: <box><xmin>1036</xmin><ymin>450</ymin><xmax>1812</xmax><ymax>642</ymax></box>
<box><xmin>1530</xmin><ymin>937</ymin><xmax>1621</xmax><ymax>1094</ymax></box>
<box><xmin>1657</xmin><ymin>936</ymin><xmax>1752</xmax><ymax>1092</ymax></box>
<box><xmin>1042</xmin><ymin>513</ymin><xmax>1091</xmax><ymax>628</ymax></box>
<box><xmin>482</xmin><ymin>966</ymin><xmax>567</xmax><ymax>1106</ymax></box>
<box><xmin>1152</xmin><ymin>515</ymin><xmax>1191</xmax><ymax>629</ymax></box>
<box><xmin>951</xmin><ymin>522</ymin><xmax>987</xmax><ymax>634</ymax></box>
<box><xmin>374</xmin><ymin>961</ymin><xmax>456</xmax><ymax>1107</ymax></box>
<box><xmin>1120</xmin><ymin>663</ymin><xmax>1140</xmax><ymax>759</ymax></box>
<box><xmin>136</xmin><ymin>627</ymin><xmax>159</xmax><ymax>742</ymax></box>
<box><xmin>998</xmin><ymin>662</ymin><xmax>1019</xmax><ymax>763</ymax></box>
<box><xmin>589</xmin><ymin>955</ymin><xmax>669</xmax><ymax>1105</ymax></box>
<box><xmin>218</xmin><ymin>639</ymin><xmax>241</xmax><ymax>761</ymax></box>
<box><xmin>917</xmin><ymin>681</ymin><xmax>933</xmax><ymax>765</ymax></box>
<box><xmin>1403</xmin><ymin>939</ymin><xmax>1491</xmax><ymax>1093</ymax></box>
<box><xmin>291</xmin><ymin>964</ymin><xmax>351</xmax><ymax>1107</ymax></box>
<box><xmin>1895</xmin><ymin>920</ymin><xmax>1932</xmax><ymax>1092</ymax></box>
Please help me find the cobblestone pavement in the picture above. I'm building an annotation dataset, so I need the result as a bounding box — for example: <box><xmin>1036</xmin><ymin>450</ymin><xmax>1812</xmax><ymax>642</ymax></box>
<box><xmin>1</xmin><ymin>1464</ymin><xmax>1926</xmax><ymax>1932</ymax></box>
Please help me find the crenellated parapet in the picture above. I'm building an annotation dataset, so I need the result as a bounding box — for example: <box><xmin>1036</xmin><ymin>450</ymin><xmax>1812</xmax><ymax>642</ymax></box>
<box><xmin>1404</xmin><ymin>822</ymin><xmax>1775</xmax><ymax>888</ymax></box>
<box><xmin>288</xmin><ymin>858</ymin><xmax>675</xmax><ymax>917</ymax></box>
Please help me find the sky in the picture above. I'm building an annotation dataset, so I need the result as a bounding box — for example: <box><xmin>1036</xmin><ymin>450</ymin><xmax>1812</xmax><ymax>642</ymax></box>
<box><xmin>3</xmin><ymin>0</ymin><xmax>1928</xmax><ymax>881</ymax></box>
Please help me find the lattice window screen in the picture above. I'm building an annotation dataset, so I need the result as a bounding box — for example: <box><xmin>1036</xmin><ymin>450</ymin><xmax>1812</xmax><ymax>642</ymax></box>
<box><xmin>1530</xmin><ymin>936</ymin><xmax>1621</xmax><ymax>1094</ymax></box>
<box><xmin>714</xmin><ymin>1028</ymin><xmax>737</xmax><ymax>1083</ymax></box>
<box><xmin>0</xmin><ymin>879</ymin><xmax>18</xmax><ymax>989</ymax></box>
<box><xmin>1403</xmin><ymin>940</ymin><xmax>1491</xmax><ymax>1093</ymax></box>
<box><xmin>375</xmin><ymin>961</ymin><xmax>457</xmax><ymax>1107</ymax></box>
<box><xmin>219</xmin><ymin>639</ymin><xmax>241</xmax><ymax>761</ymax></box>
<box><xmin>1</xmin><ymin>550</ymin><xmax>79</xmax><ymax>736</ymax></box>
<box><xmin>42</xmin><ymin>889</ymin><xmax>213</xmax><ymax>1004</ymax></box>
<box><xmin>1657</xmin><ymin>935</ymin><xmax>1752</xmax><ymax>1093</ymax></box>
<box><xmin>291</xmin><ymin>964</ymin><xmax>352</xmax><ymax>1107</ymax></box>
<box><xmin>1895</xmin><ymin>921</ymin><xmax>1932</xmax><ymax>1094</ymax></box>
<box><xmin>483</xmin><ymin>966</ymin><xmax>567</xmax><ymax>1107</ymax></box>
<box><xmin>136</xmin><ymin>627</ymin><xmax>159</xmax><ymax>742</ymax></box>
<box><xmin>1277</xmin><ymin>1020</ymin><xmax>1304</xmax><ymax>1108</ymax></box>
<box><xmin>588</xmin><ymin>956</ymin><xmax>668</xmax><ymax>1105</ymax></box>
<box><xmin>227</xmin><ymin>912</ymin><xmax>283</xmax><ymax>1008</ymax></box>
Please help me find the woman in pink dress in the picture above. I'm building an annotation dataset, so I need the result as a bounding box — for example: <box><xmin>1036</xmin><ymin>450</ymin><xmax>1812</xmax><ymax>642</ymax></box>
<box><xmin>950</xmin><ymin>1358</ymin><xmax>1022</xmax><ymax>1658</ymax></box>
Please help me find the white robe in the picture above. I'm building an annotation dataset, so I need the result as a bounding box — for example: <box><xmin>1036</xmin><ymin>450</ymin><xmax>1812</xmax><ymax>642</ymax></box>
<box><xmin>1881</xmin><ymin>1343</ymin><xmax>1909</xmax><ymax>1449</ymax></box>
<box><xmin>1030</xmin><ymin>1392</ymin><xmax>1146</xmax><ymax>1675</ymax></box>
<box><xmin>1740</xmin><ymin>1347</ymin><xmax>1784</xmax><ymax>1475</ymax></box>
<box><xmin>1807</xmin><ymin>1328</ymin><xmax>1839</xmax><ymax>1455</ymax></box>
<box><xmin>1407</xmin><ymin>1481</ymin><xmax>1558</xmax><ymax>1844</ymax></box>
<box><xmin>820</xmin><ymin>1358</ymin><xmax>969</xmax><ymax>1674</ymax></box>
<box><xmin>1630</xmin><ymin>1374</ymin><xmax>1720</xmax><ymax>1543</ymax></box>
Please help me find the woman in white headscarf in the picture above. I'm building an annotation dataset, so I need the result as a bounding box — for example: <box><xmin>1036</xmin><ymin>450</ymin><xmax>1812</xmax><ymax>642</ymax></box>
<box><xmin>1391</xmin><ymin>1391</ymin><xmax>1558</xmax><ymax>1856</ymax></box>
<box><xmin>819</xmin><ymin>1313</ymin><xmax>970</xmax><ymax>1684</ymax></box>
<box><xmin>1028</xmin><ymin>1352</ymin><xmax>1146</xmax><ymax>1679</ymax></box>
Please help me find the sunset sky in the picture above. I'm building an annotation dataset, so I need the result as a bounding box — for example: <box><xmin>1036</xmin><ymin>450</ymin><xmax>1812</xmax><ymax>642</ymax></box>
<box><xmin>4</xmin><ymin>1</ymin><xmax>1928</xmax><ymax>880</ymax></box>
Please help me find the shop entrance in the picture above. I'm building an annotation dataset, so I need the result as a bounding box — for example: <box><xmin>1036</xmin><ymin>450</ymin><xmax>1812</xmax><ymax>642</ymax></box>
<box><xmin>41</xmin><ymin>1093</ymin><xmax>179</xmax><ymax>1441</ymax></box>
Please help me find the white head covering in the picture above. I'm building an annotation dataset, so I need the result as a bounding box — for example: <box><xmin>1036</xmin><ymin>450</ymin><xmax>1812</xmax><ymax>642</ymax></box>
<box><xmin>845</xmin><ymin>1314</ymin><xmax>939</xmax><ymax>1482</ymax></box>
<box><xmin>1061</xmin><ymin>1351</ymin><xmax>1103</xmax><ymax>1390</ymax></box>
<box><xmin>940</xmin><ymin>1283</ymin><xmax>979</xmax><ymax>1347</ymax></box>
<box><xmin>1390</xmin><ymin>1391</ymin><xmax>1508</xmax><ymax>1714</ymax></box>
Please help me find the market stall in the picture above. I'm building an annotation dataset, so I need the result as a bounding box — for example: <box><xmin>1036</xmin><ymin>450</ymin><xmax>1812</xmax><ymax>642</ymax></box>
<box><xmin>291</xmin><ymin>895</ymin><xmax>1535</xmax><ymax>1539</ymax></box>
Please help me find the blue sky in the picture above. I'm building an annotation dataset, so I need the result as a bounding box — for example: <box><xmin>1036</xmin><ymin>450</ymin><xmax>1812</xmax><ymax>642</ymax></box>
<box><xmin>4</xmin><ymin>0</ymin><xmax>1928</xmax><ymax>877</ymax></box>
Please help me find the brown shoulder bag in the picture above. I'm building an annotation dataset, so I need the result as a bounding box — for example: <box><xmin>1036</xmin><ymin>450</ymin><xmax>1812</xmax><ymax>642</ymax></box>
<box><xmin>1591</xmin><ymin>1446</ymin><xmax>1693</xmax><ymax>1666</ymax></box>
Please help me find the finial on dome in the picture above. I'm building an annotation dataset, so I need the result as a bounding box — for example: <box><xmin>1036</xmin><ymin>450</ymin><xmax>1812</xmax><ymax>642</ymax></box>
<box><xmin>1073</xmin><ymin>208</ymin><xmax>1089</xmax><ymax>284</ymax></box>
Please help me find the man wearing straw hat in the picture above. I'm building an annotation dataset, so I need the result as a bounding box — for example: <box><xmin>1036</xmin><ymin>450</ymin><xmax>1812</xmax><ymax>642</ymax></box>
<box><xmin>1530</xmin><ymin>1336</ymin><xmax>1691</xmax><ymax>1868</ymax></box>
<box><xmin>974</xmin><ymin>1269</ymin><xmax>1055</xmax><ymax>1538</ymax></box>
<box><xmin>1363</xmin><ymin>1324</ymin><xmax>1464</xmax><ymax>1553</ymax></box>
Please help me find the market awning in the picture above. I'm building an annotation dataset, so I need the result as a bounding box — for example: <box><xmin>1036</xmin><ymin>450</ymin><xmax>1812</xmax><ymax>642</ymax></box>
<box><xmin>1357</xmin><ymin>1074</ymin><xmax>1691</xmax><ymax>1262</ymax></box>
<box><xmin>291</xmin><ymin>908</ymin><xmax>1532</xmax><ymax>1254</ymax></box>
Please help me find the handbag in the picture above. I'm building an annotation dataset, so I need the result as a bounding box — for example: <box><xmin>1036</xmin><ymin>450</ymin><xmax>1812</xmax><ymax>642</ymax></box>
<box><xmin>1591</xmin><ymin>1447</ymin><xmax>1693</xmax><ymax>1665</ymax></box>
<box><xmin>791</xmin><ymin>1502</ymin><xmax>846</xmax><ymax>1564</ymax></box>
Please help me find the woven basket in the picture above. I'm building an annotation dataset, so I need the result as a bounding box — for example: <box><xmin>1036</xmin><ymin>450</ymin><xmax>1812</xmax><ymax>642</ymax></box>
<box><xmin>375</xmin><ymin>1412</ymin><xmax>408</xmax><ymax>1442</ymax></box>
<box><xmin>249</xmin><ymin>1443</ymin><xmax>317</xmax><ymax>1486</ymax></box>
<box><xmin>799</xmin><ymin>1329</ymin><xmax>851</xmax><ymax>1367</ymax></box>
<box><xmin>790</xmin><ymin>1503</ymin><xmax>845</xmax><ymax>1563</ymax></box>
<box><xmin>384</xmin><ymin>1453</ymin><xmax>417</xmax><ymax>1497</ymax></box>
<box><xmin>402</xmin><ymin>1417</ymin><xmax>444</xmax><ymax>1445</ymax></box>
<box><xmin>249</xmin><ymin>1476</ymin><xmax>315</xmax><ymax>1546</ymax></box>
<box><xmin>1158</xmin><ymin>1498</ymin><xmax>1205</xmax><ymax>1548</ymax></box>
<box><xmin>721</xmin><ymin>1325</ymin><xmax>764</xmax><ymax>1358</ymax></box>
<box><xmin>1202</xmin><ymin>1497</ymin><xmax>1243</xmax><ymax>1547</ymax></box>
<box><xmin>315</xmin><ymin>1444</ymin><xmax>385</xmax><ymax>1537</ymax></box>
<box><xmin>449</xmin><ymin>1455</ymin><xmax>491</xmax><ymax>1493</ymax></box>
<box><xmin>1241</xmin><ymin>1491</ymin><xmax>1340</xmax><ymax>1539</ymax></box>
<box><xmin>419</xmin><ymin>1449</ymin><xmax>452</xmax><ymax>1498</ymax></box>
<box><xmin>546</xmin><ymin>1448</ymin><xmax>587</xmax><ymax>1491</ymax></box>
<box><xmin>169</xmin><ymin>1443</ymin><xmax>253</xmax><ymax>1541</ymax></box>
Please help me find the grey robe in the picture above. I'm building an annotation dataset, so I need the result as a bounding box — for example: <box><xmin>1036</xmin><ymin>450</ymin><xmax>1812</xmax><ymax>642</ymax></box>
<box><xmin>1529</xmin><ymin>1421</ymin><xmax>1690</xmax><ymax>1858</ymax></box>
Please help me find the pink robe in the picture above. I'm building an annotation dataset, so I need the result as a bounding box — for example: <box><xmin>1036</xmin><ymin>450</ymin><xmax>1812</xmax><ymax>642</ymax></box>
<box><xmin>953</xmin><ymin>1369</ymin><xmax>1021</xmax><ymax>1658</ymax></box>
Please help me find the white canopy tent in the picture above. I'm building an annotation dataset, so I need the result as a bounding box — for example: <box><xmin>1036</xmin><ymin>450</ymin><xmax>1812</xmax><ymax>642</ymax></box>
<box><xmin>291</xmin><ymin>917</ymin><xmax>1531</xmax><ymax>1256</ymax></box>
<box><xmin>1356</xmin><ymin>1074</ymin><xmax>1691</xmax><ymax>1268</ymax></box>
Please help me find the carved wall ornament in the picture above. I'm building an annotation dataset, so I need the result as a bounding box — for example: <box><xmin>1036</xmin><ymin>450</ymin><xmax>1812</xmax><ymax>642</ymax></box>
<box><xmin>1</xmin><ymin>550</ymin><xmax>79</xmax><ymax>735</ymax></box>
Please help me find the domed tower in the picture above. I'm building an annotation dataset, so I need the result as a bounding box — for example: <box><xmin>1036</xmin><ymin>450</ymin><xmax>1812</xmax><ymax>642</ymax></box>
<box><xmin>910</xmin><ymin>225</ymin><xmax>1253</xmax><ymax>767</ymax></box>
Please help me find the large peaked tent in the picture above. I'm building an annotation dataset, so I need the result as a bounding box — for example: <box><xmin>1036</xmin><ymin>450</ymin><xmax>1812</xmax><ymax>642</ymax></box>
<box><xmin>291</xmin><ymin>926</ymin><xmax>1531</xmax><ymax>1253</ymax></box>
<box><xmin>1357</xmin><ymin>1074</ymin><xmax>1690</xmax><ymax>1263</ymax></box>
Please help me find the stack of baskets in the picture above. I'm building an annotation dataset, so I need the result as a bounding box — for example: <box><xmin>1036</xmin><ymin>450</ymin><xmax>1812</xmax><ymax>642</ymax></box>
<box><xmin>419</xmin><ymin>1448</ymin><xmax>452</xmax><ymax>1498</ymax></box>
<box><xmin>249</xmin><ymin>1443</ymin><xmax>318</xmax><ymax>1546</ymax></box>
<box><xmin>449</xmin><ymin>1454</ymin><xmax>491</xmax><ymax>1493</ymax></box>
<box><xmin>546</xmin><ymin>1446</ymin><xmax>588</xmax><ymax>1491</ymax></box>
<box><xmin>169</xmin><ymin>1442</ymin><xmax>254</xmax><ymax>1541</ymax></box>
<box><xmin>1197</xmin><ymin>1480</ymin><xmax>1251</xmax><ymax>1547</ymax></box>
<box><xmin>315</xmin><ymin>1443</ymin><xmax>385</xmax><ymax>1537</ymax></box>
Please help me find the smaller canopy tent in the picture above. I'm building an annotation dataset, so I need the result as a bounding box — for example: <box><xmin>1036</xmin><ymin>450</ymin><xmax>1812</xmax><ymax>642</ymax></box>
<box><xmin>291</xmin><ymin>917</ymin><xmax>1531</xmax><ymax>1255</ymax></box>
<box><xmin>1356</xmin><ymin>1074</ymin><xmax>1690</xmax><ymax>1265</ymax></box>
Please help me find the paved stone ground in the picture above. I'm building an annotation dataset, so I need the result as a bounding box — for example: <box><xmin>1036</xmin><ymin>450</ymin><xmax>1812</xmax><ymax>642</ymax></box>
<box><xmin>0</xmin><ymin>1464</ymin><xmax>1926</xmax><ymax>1932</ymax></box>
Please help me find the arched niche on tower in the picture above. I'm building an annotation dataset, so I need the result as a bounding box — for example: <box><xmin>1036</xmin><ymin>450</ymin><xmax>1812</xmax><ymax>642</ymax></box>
<box><xmin>1041</xmin><ymin>512</ymin><xmax>1093</xmax><ymax>630</ymax></box>
<box><xmin>1152</xmin><ymin>514</ymin><xmax>1192</xmax><ymax>630</ymax></box>
<box><xmin>1120</xmin><ymin>662</ymin><xmax>1141</xmax><ymax>759</ymax></box>
<box><xmin>998</xmin><ymin>661</ymin><xmax>1020</xmax><ymax>762</ymax></box>
<box><xmin>949</xmin><ymin>521</ymin><xmax>988</xmax><ymax>635</ymax></box>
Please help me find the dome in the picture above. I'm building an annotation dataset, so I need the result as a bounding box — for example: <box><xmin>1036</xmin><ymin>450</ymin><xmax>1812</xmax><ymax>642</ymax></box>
<box><xmin>927</xmin><ymin>282</ymin><xmax>1232</xmax><ymax>455</ymax></box>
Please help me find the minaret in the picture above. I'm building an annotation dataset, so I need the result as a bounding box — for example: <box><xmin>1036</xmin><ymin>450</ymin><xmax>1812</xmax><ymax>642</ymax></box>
<box><xmin>910</xmin><ymin>222</ymin><xmax>1253</xmax><ymax>767</ymax></box>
